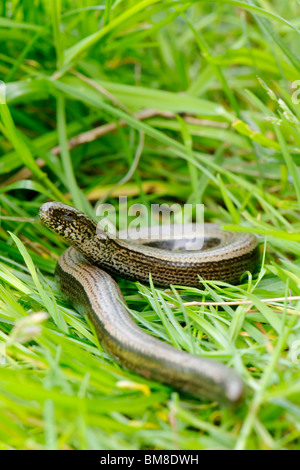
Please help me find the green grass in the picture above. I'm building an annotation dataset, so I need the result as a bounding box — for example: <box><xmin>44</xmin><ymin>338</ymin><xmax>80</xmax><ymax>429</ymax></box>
<box><xmin>0</xmin><ymin>0</ymin><xmax>300</xmax><ymax>450</ymax></box>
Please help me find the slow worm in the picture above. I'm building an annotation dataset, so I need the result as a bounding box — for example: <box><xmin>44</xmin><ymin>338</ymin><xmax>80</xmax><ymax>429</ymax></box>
<box><xmin>39</xmin><ymin>202</ymin><xmax>259</xmax><ymax>406</ymax></box>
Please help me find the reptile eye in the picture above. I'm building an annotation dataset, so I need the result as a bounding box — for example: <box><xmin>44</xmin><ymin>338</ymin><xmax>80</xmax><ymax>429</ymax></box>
<box><xmin>63</xmin><ymin>211</ymin><xmax>74</xmax><ymax>221</ymax></box>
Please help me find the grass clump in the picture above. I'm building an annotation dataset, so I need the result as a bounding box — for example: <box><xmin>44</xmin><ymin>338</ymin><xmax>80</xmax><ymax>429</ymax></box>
<box><xmin>0</xmin><ymin>0</ymin><xmax>300</xmax><ymax>450</ymax></box>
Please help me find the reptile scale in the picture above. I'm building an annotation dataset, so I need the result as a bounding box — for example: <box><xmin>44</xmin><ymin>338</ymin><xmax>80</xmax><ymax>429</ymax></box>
<box><xmin>39</xmin><ymin>201</ymin><xmax>260</xmax><ymax>406</ymax></box>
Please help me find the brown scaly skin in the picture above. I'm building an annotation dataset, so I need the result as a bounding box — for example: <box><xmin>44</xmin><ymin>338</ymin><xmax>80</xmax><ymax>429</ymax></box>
<box><xmin>39</xmin><ymin>202</ymin><xmax>260</xmax><ymax>406</ymax></box>
<box><xmin>39</xmin><ymin>202</ymin><xmax>260</xmax><ymax>287</ymax></box>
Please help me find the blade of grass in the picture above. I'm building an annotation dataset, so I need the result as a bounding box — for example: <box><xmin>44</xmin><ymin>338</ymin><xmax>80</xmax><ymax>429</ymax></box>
<box><xmin>0</xmin><ymin>104</ymin><xmax>69</xmax><ymax>204</ymax></box>
<box><xmin>51</xmin><ymin>0</ymin><xmax>64</xmax><ymax>68</ymax></box>
<box><xmin>56</xmin><ymin>94</ymin><xmax>85</xmax><ymax>211</ymax></box>
<box><xmin>274</xmin><ymin>126</ymin><xmax>300</xmax><ymax>209</ymax></box>
<box><xmin>9</xmin><ymin>232</ymin><xmax>68</xmax><ymax>333</ymax></box>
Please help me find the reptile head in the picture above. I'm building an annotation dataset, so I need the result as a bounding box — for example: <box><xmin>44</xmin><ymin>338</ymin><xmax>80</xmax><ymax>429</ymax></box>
<box><xmin>39</xmin><ymin>202</ymin><xmax>99</xmax><ymax>245</ymax></box>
